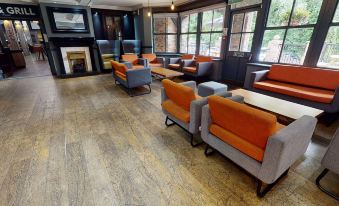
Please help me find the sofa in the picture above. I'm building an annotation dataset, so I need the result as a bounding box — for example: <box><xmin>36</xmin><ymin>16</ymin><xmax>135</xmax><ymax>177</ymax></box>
<box><xmin>182</xmin><ymin>56</ymin><xmax>214</xmax><ymax>80</ymax></box>
<box><xmin>201</xmin><ymin>96</ymin><xmax>317</xmax><ymax>197</ymax></box>
<box><xmin>111</xmin><ymin>60</ymin><xmax>152</xmax><ymax>97</ymax></box>
<box><xmin>249</xmin><ymin>64</ymin><xmax>339</xmax><ymax>113</ymax></box>
<box><xmin>168</xmin><ymin>54</ymin><xmax>194</xmax><ymax>71</ymax></box>
<box><xmin>142</xmin><ymin>54</ymin><xmax>165</xmax><ymax>68</ymax></box>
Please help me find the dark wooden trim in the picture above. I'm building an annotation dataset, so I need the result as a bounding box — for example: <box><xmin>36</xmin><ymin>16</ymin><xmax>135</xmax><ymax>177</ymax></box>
<box><xmin>177</xmin><ymin>0</ymin><xmax>225</xmax><ymax>12</ymax></box>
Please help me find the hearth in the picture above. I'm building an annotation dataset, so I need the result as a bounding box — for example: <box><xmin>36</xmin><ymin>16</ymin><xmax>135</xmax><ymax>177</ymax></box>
<box><xmin>67</xmin><ymin>51</ymin><xmax>87</xmax><ymax>73</ymax></box>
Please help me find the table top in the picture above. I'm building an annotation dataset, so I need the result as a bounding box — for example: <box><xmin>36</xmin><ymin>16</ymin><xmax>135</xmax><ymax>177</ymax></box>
<box><xmin>231</xmin><ymin>89</ymin><xmax>324</xmax><ymax>120</ymax></box>
<box><xmin>151</xmin><ymin>68</ymin><xmax>184</xmax><ymax>78</ymax></box>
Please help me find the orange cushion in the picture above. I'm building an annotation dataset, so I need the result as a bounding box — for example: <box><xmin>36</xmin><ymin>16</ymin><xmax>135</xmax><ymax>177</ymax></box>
<box><xmin>111</xmin><ymin>61</ymin><xmax>128</xmax><ymax>74</ymax></box>
<box><xmin>111</xmin><ymin>60</ymin><xmax>120</xmax><ymax>71</ymax></box>
<box><xmin>133</xmin><ymin>65</ymin><xmax>145</xmax><ymax>69</ymax></box>
<box><xmin>268</xmin><ymin>64</ymin><xmax>339</xmax><ymax>90</ymax></box>
<box><xmin>162</xmin><ymin>100</ymin><xmax>190</xmax><ymax>123</ymax></box>
<box><xmin>142</xmin><ymin>53</ymin><xmax>157</xmax><ymax>63</ymax></box>
<box><xmin>162</xmin><ymin>79</ymin><xmax>197</xmax><ymax>111</ymax></box>
<box><xmin>195</xmin><ymin>56</ymin><xmax>213</xmax><ymax>63</ymax></box>
<box><xmin>149</xmin><ymin>63</ymin><xmax>163</xmax><ymax>67</ymax></box>
<box><xmin>168</xmin><ymin>64</ymin><xmax>180</xmax><ymax>69</ymax></box>
<box><xmin>183</xmin><ymin>67</ymin><xmax>197</xmax><ymax>73</ymax></box>
<box><xmin>182</xmin><ymin>54</ymin><xmax>194</xmax><ymax>60</ymax></box>
<box><xmin>122</xmin><ymin>54</ymin><xmax>138</xmax><ymax>65</ymax></box>
<box><xmin>208</xmin><ymin>96</ymin><xmax>277</xmax><ymax>149</ymax></box>
<box><xmin>254</xmin><ymin>80</ymin><xmax>334</xmax><ymax>103</ymax></box>
<box><xmin>115</xmin><ymin>71</ymin><xmax>126</xmax><ymax>80</ymax></box>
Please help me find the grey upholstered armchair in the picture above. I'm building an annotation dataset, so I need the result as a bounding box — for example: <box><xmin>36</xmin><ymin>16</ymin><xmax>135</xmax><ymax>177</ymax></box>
<box><xmin>182</xmin><ymin>56</ymin><xmax>213</xmax><ymax>80</ymax></box>
<box><xmin>316</xmin><ymin>128</ymin><xmax>339</xmax><ymax>201</ymax></box>
<box><xmin>168</xmin><ymin>54</ymin><xmax>194</xmax><ymax>71</ymax></box>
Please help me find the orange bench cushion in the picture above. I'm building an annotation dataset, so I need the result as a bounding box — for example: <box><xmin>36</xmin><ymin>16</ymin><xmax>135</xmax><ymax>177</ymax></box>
<box><xmin>162</xmin><ymin>79</ymin><xmax>197</xmax><ymax>111</ymax></box>
<box><xmin>182</xmin><ymin>54</ymin><xmax>194</xmax><ymax>60</ymax></box>
<box><xmin>168</xmin><ymin>64</ymin><xmax>180</xmax><ymax>69</ymax></box>
<box><xmin>162</xmin><ymin>100</ymin><xmax>190</xmax><ymax>123</ymax></box>
<box><xmin>268</xmin><ymin>64</ymin><xmax>339</xmax><ymax>90</ymax></box>
<box><xmin>254</xmin><ymin>80</ymin><xmax>334</xmax><ymax>103</ymax></box>
<box><xmin>208</xmin><ymin>96</ymin><xmax>277</xmax><ymax>150</ymax></box>
<box><xmin>121</xmin><ymin>54</ymin><xmax>138</xmax><ymax>65</ymax></box>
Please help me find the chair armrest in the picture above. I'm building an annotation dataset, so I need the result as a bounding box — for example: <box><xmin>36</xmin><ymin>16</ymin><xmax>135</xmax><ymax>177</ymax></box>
<box><xmin>197</xmin><ymin>62</ymin><xmax>213</xmax><ymax>76</ymax></box>
<box><xmin>182</xmin><ymin>60</ymin><xmax>195</xmax><ymax>67</ymax></box>
<box><xmin>161</xmin><ymin>87</ymin><xmax>168</xmax><ymax>104</ymax></box>
<box><xmin>169</xmin><ymin>58</ymin><xmax>180</xmax><ymax>64</ymax></box>
<box><xmin>189</xmin><ymin>97</ymin><xmax>208</xmax><ymax>134</ymax></box>
<box><xmin>259</xmin><ymin>115</ymin><xmax>317</xmax><ymax>184</ymax></box>
<box><xmin>137</xmin><ymin>58</ymin><xmax>148</xmax><ymax>67</ymax></box>
<box><xmin>249</xmin><ymin>70</ymin><xmax>269</xmax><ymax>89</ymax></box>
<box><xmin>126</xmin><ymin>68</ymin><xmax>152</xmax><ymax>88</ymax></box>
<box><xmin>180</xmin><ymin>81</ymin><xmax>196</xmax><ymax>92</ymax></box>
<box><xmin>322</xmin><ymin>128</ymin><xmax>339</xmax><ymax>172</ymax></box>
<box><xmin>201</xmin><ymin>105</ymin><xmax>212</xmax><ymax>143</ymax></box>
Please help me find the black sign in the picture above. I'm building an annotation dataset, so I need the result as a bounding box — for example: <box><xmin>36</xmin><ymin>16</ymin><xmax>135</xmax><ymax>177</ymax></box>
<box><xmin>0</xmin><ymin>3</ymin><xmax>40</xmax><ymax>20</ymax></box>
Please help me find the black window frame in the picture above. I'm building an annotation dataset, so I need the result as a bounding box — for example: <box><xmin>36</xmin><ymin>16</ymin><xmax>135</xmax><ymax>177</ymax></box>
<box><xmin>153</xmin><ymin>15</ymin><xmax>178</xmax><ymax>53</ymax></box>
<box><xmin>179</xmin><ymin>13</ymin><xmax>199</xmax><ymax>54</ymax></box>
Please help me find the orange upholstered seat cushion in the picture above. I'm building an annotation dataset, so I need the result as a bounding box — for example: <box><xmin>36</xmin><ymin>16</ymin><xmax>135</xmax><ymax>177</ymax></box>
<box><xmin>195</xmin><ymin>56</ymin><xmax>213</xmax><ymax>63</ymax></box>
<box><xmin>111</xmin><ymin>61</ymin><xmax>128</xmax><ymax>74</ymax></box>
<box><xmin>149</xmin><ymin>63</ymin><xmax>163</xmax><ymax>67</ymax></box>
<box><xmin>115</xmin><ymin>71</ymin><xmax>126</xmax><ymax>80</ymax></box>
<box><xmin>162</xmin><ymin>100</ymin><xmax>190</xmax><ymax>123</ymax></box>
<box><xmin>182</xmin><ymin>54</ymin><xmax>194</xmax><ymax>59</ymax></box>
<box><xmin>168</xmin><ymin>64</ymin><xmax>180</xmax><ymax>69</ymax></box>
<box><xmin>267</xmin><ymin>64</ymin><xmax>339</xmax><ymax>90</ymax></box>
<box><xmin>183</xmin><ymin>67</ymin><xmax>197</xmax><ymax>73</ymax></box>
<box><xmin>121</xmin><ymin>54</ymin><xmax>139</xmax><ymax>65</ymax></box>
<box><xmin>254</xmin><ymin>80</ymin><xmax>334</xmax><ymax>103</ymax></box>
<box><xmin>142</xmin><ymin>53</ymin><xmax>157</xmax><ymax>63</ymax></box>
<box><xmin>162</xmin><ymin>79</ymin><xmax>197</xmax><ymax>111</ymax></box>
<box><xmin>208</xmin><ymin>96</ymin><xmax>277</xmax><ymax>150</ymax></box>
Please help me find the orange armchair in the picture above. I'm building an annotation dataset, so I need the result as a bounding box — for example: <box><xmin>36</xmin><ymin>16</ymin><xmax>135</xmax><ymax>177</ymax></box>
<box><xmin>182</xmin><ymin>56</ymin><xmax>214</xmax><ymax>80</ymax></box>
<box><xmin>121</xmin><ymin>54</ymin><xmax>147</xmax><ymax>69</ymax></box>
<box><xmin>168</xmin><ymin>54</ymin><xmax>194</xmax><ymax>71</ymax></box>
<box><xmin>142</xmin><ymin>53</ymin><xmax>165</xmax><ymax>68</ymax></box>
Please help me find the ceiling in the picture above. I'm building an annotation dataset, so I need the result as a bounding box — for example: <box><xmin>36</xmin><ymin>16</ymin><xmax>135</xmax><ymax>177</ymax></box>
<box><xmin>4</xmin><ymin>0</ymin><xmax>191</xmax><ymax>10</ymax></box>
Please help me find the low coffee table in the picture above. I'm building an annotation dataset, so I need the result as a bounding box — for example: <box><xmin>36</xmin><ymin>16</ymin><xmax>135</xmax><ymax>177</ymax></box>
<box><xmin>231</xmin><ymin>89</ymin><xmax>324</xmax><ymax>124</ymax></box>
<box><xmin>151</xmin><ymin>68</ymin><xmax>184</xmax><ymax>80</ymax></box>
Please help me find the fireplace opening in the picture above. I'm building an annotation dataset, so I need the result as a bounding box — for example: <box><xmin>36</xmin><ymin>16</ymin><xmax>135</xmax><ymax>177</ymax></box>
<box><xmin>67</xmin><ymin>51</ymin><xmax>87</xmax><ymax>73</ymax></box>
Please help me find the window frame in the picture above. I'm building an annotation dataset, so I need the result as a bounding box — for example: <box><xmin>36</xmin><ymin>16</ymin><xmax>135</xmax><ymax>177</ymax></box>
<box><xmin>179</xmin><ymin>13</ymin><xmax>199</xmax><ymax>54</ymax></box>
<box><xmin>153</xmin><ymin>15</ymin><xmax>178</xmax><ymax>53</ymax></box>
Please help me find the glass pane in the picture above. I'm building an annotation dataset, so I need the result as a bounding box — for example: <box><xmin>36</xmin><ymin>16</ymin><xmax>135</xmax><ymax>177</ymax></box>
<box><xmin>181</xmin><ymin>15</ymin><xmax>189</xmax><ymax>33</ymax></box>
<box><xmin>280</xmin><ymin>28</ymin><xmax>313</xmax><ymax>64</ymax></box>
<box><xmin>267</xmin><ymin>0</ymin><xmax>294</xmax><ymax>27</ymax></box>
<box><xmin>167</xmin><ymin>17</ymin><xmax>177</xmax><ymax>33</ymax></box>
<box><xmin>199</xmin><ymin>33</ymin><xmax>211</xmax><ymax>56</ymax></box>
<box><xmin>290</xmin><ymin>0</ymin><xmax>322</xmax><ymax>26</ymax></box>
<box><xmin>231</xmin><ymin>13</ymin><xmax>244</xmax><ymax>33</ymax></box>
<box><xmin>188</xmin><ymin>34</ymin><xmax>196</xmax><ymax>54</ymax></box>
<box><xmin>180</xmin><ymin>34</ymin><xmax>188</xmax><ymax>53</ymax></box>
<box><xmin>212</xmin><ymin>8</ymin><xmax>225</xmax><ymax>31</ymax></box>
<box><xmin>317</xmin><ymin>26</ymin><xmax>339</xmax><ymax>69</ymax></box>
<box><xmin>229</xmin><ymin>34</ymin><xmax>241</xmax><ymax>51</ymax></box>
<box><xmin>243</xmin><ymin>11</ymin><xmax>257</xmax><ymax>32</ymax></box>
<box><xmin>166</xmin><ymin>35</ymin><xmax>177</xmax><ymax>53</ymax></box>
<box><xmin>210</xmin><ymin>33</ymin><xmax>223</xmax><ymax>57</ymax></box>
<box><xmin>189</xmin><ymin>13</ymin><xmax>198</xmax><ymax>32</ymax></box>
<box><xmin>154</xmin><ymin>18</ymin><xmax>166</xmax><ymax>33</ymax></box>
<box><xmin>202</xmin><ymin>10</ymin><xmax>213</xmax><ymax>32</ymax></box>
<box><xmin>333</xmin><ymin>4</ymin><xmax>339</xmax><ymax>23</ymax></box>
<box><xmin>154</xmin><ymin>35</ymin><xmax>166</xmax><ymax>52</ymax></box>
<box><xmin>259</xmin><ymin>29</ymin><xmax>286</xmax><ymax>62</ymax></box>
<box><xmin>240</xmin><ymin>33</ymin><xmax>254</xmax><ymax>52</ymax></box>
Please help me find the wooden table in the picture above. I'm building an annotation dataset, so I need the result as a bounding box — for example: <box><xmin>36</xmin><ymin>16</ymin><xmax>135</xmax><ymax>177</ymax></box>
<box><xmin>151</xmin><ymin>68</ymin><xmax>184</xmax><ymax>80</ymax></box>
<box><xmin>231</xmin><ymin>89</ymin><xmax>324</xmax><ymax>124</ymax></box>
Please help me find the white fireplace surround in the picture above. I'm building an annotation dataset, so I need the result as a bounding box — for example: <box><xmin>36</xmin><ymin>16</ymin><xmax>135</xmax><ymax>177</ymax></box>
<box><xmin>60</xmin><ymin>47</ymin><xmax>93</xmax><ymax>74</ymax></box>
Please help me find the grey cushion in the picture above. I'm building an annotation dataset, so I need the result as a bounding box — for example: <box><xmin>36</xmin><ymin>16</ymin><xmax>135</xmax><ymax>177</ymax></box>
<box><xmin>198</xmin><ymin>81</ymin><xmax>228</xmax><ymax>97</ymax></box>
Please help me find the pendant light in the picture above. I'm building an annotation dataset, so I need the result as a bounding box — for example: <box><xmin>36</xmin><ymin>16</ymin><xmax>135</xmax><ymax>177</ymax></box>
<box><xmin>147</xmin><ymin>0</ymin><xmax>152</xmax><ymax>17</ymax></box>
<box><xmin>171</xmin><ymin>1</ymin><xmax>175</xmax><ymax>10</ymax></box>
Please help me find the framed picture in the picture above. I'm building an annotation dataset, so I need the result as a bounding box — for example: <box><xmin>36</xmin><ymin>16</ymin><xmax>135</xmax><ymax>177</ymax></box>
<box><xmin>47</xmin><ymin>7</ymin><xmax>89</xmax><ymax>33</ymax></box>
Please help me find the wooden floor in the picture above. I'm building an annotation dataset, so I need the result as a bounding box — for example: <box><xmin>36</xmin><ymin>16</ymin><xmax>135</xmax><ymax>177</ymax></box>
<box><xmin>0</xmin><ymin>74</ymin><xmax>338</xmax><ymax>206</ymax></box>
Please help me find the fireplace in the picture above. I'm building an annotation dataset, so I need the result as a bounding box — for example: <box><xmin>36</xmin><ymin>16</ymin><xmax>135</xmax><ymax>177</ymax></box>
<box><xmin>60</xmin><ymin>47</ymin><xmax>93</xmax><ymax>74</ymax></box>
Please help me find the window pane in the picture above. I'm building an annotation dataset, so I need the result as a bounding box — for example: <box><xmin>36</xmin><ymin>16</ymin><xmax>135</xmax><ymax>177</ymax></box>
<box><xmin>229</xmin><ymin>34</ymin><xmax>241</xmax><ymax>51</ymax></box>
<box><xmin>231</xmin><ymin>13</ymin><xmax>244</xmax><ymax>33</ymax></box>
<box><xmin>290</xmin><ymin>0</ymin><xmax>322</xmax><ymax>26</ymax></box>
<box><xmin>333</xmin><ymin>4</ymin><xmax>339</xmax><ymax>23</ymax></box>
<box><xmin>154</xmin><ymin>35</ymin><xmax>166</xmax><ymax>52</ymax></box>
<box><xmin>280</xmin><ymin>28</ymin><xmax>313</xmax><ymax>64</ymax></box>
<box><xmin>166</xmin><ymin>35</ymin><xmax>177</xmax><ymax>53</ymax></box>
<box><xmin>181</xmin><ymin>15</ymin><xmax>189</xmax><ymax>33</ymax></box>
<box><xmin>212</xmin><ymin>8</ymin><xmax>225</xmax><ymax>31</ymax></box>
<box><xmin>210</xmin><ymin>33</ymin><xmax>223</xmax><ymax>57</ymax></box>
<box><xmin>202</xmin><ymin>10</ymin><xmax>213</xmax><ymax>32</ymax></box>
<box><xmin>188</xmin><ymin>34</ymin><xmax>196</xmax><ymax>54</ymax></box>
<box><xmin>259</xmin><ymin>29</ymin><xmax>285</xmax><ymax>62</ymax></box>
<box><xmin>267</xmin><ymin>0</ymin><xmax>294</xmax><ymax>27</ymax></box>
<box><xmin>180</xmin><ymin>34</ymin><xmax>188</xmax><ymax>53</ymax></box>
<box><xmin>240</xmin><ymin>33</ymin><xmax>254</xmax><ymax>52</ymax></box>
<box><xmin>154</xmin><ymin>18</ymin><xmax>166</xmax><ymax>33</ymax></box>
<box><xmin>167</xmin><ymin>17</ymin><xmax>177</xmax><ymax>33</ymax></box>
<box><xmin>243</xmin><ymin>11</ymin><xmax>257</xmax><ymax>32</ymax></box>
<box><xmin>317</xmin><ymin>26</ymin><xmax>339</xmax><ymax>69</ymax></box>
<box><xmin>199</xmin><ymin>33</ymin><xmax>211</xmax><ymax>56</ymax></box>
<box><xmin>189</xmin><ymin>13</ymin><xmax>198</xmax><ymax>32</ymax></box>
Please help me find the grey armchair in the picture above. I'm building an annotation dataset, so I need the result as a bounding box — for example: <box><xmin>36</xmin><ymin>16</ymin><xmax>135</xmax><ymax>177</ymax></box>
<box><xmin>201</xmin><ymin>96</ymin><xmax>317</xmax><ymax>197</ymax></box>
<box><xmin>168</xmin><ymin>54</ymin><xmax>194</xmax><ymax>71</ymax></box>
<box><xmin>316</xmin><ymin>128</ymin><xmax>339</xmax><ymax>201</ymax></box>
<box><xmin>182</xmin><ymin>56</ymin><xmax>213</xmax><ymax>80</ymax></box>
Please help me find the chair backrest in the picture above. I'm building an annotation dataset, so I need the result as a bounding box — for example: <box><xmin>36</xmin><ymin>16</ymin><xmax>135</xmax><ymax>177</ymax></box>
<box><xmin>111</xmin><ymin>61</ymin><xmax>128</xmax><ymax>74</ymax></box>
<box><xmin>142</xmin><ymin>54</ymin><xmax>157</xmax><ymax>63</ymax></box>
<box><xmin>195</xmin><ymin>56</ymin><xmax>213</xmax><ymax>63</ymax></box>
<box><xmin>162</xmin><ymin>79</ymin><xmax>197</xmax><ymax>111</ymax></box>
<box><xmin>268</xmin><ymin>64</ymin><xmax>339</xmax><ymax>90</ymax></box>
<box><xmin>208</xmin><ymin>96</ymin><xmax>278</xmax><ymax>149</ymax></box>
<box><xmin>181</xmin><ymin>54</ymin><xmax>194</xmax><ymax>60</ymax></box>
<box><xmin>121</xmin><ymin>54</ymin><xmax>138</xmax><ymax>65</ymax></box>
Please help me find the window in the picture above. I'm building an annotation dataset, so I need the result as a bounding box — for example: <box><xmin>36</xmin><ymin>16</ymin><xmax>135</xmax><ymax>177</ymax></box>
<box><xmin>229</xmin><ymin>11</ymin><xmax>257</xmax><ymax>52</ymax></box>
<box><xmin>180</xmin><ymin>13</ymin><xmax>198</xmax><ymax>54</ymax></box>
<box><xmin>153</xmin><ymin>16</ymin><xmax>178</xmax><ymax>53</ymax></box>
<box><xmin>318</xmin><ymin>4</ymin><xmax>339</xmax><ymax>69</ymax></box>
<box><xmin>200</xmin><ymin>8</ymin><xmax>225</xmax><ymax>57</ymax></box>
<box><xmin>259</xmin><ymin>0</ymin><xmax>323</xmax><ymax>65</ymax></box>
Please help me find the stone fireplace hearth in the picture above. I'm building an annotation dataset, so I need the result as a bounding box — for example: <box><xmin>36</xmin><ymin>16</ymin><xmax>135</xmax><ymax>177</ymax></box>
<box><xmin>60</xmin><ymin>47</ymin><xmax>93</xmax><ymax>74</ymax></box>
